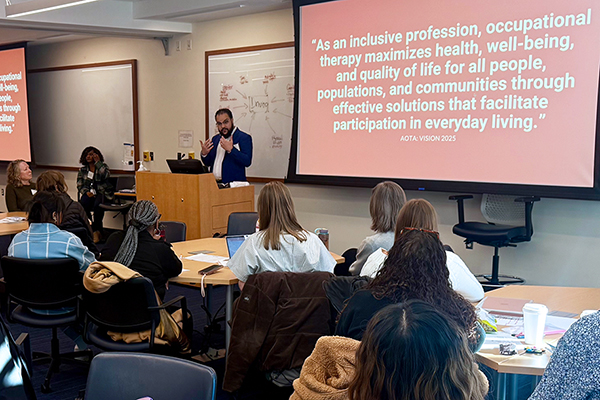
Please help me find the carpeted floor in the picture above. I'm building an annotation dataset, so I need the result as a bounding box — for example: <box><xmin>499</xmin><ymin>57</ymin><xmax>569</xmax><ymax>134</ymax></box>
<box><xmin>5</xmin><ymin>282</ymin><xmax>293</xmax><ymax>400</ymax></box>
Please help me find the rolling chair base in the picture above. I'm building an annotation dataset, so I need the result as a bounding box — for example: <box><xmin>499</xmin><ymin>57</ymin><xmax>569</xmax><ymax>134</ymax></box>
<box><xmin>32</xmin><ymin>328</ymin><xmax>93</xmax><ymax>393</ymax></box>
<box><xmin>476</xmin><ymin>274</ymin><xmax>525</xmax><ymax>291</ymax></box>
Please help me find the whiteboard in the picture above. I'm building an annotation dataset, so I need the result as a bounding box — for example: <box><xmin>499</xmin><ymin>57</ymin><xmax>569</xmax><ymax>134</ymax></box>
<box><xmin>28</xmin><ymin>60</ymin><xmax>138</xmax><ymax>171</ymax></box>
<box><xmin>206</xmin><ymin>43</ymin><xmax>294</xmax><ymax>179</ymax></box>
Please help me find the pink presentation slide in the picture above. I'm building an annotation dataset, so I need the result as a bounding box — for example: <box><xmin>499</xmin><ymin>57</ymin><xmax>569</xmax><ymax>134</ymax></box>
<box><xmin>297</xmin><ymin>0</ymin><xmax>600</xmax><ymax>187</ymax></box>
<box><xmin>0</xmin><ymin>47</ymin><xmax>31</xmax><ymax>162</ymax></box>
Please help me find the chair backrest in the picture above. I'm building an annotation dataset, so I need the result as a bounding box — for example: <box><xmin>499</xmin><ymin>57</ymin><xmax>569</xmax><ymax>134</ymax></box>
<box><xmin>226</xmin><ymin>212</ymin><xmax>258</xmax><ymax>236</ymax></box>
<box><xmin>84</xmin><ymin>352</ymin><xmax>216</xmax><ymax>400</ymax></box>
<box><xmin>63</xmin><ymin>226</ymin><xmax>99</xmax><ymax>256</ymax></box>
<box><xmin>114</xmin><ymin>175</ymin><xmax>136</xmax><ymax>192</ymax></box>
<box><xmin>481</xmin><ymin>194</ymin><xmax>525</xmax><ymax>226</ymax></box>
<box><xmin>162</xmin><ymin>221</ymin><xmax>187</xmax><ymax>243</ymax></box>
<box><xmin>1</xmin><ymin>256</ymin><xmax>81</xmax><ymax>309</ymax></box>
<box><xmin>83</xmin><ymin>276</ymin><xmax>160</xmax><ymax>333</ymax></box>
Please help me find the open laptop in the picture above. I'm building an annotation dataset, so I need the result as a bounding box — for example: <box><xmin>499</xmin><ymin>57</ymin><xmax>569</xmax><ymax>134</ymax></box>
<box><xmin>166</xmin><ymin>159</ymin><xmax>209</xmax><ymax>174</ymax></box>
<box><xmin>226</xmin><ymin>235</ymin><xmax>249</xmax><ymax>259</ymax></box>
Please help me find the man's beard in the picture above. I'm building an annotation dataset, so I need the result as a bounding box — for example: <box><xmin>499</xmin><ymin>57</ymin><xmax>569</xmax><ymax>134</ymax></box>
<box><xmin>220</xmin><ymin>126</ymin><xmax>233</xmax><ymax>139</ymax></box>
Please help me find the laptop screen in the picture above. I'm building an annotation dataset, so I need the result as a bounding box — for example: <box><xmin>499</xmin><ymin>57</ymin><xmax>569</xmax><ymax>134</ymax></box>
<box><xmin>226</xmin><ymin>235</ymin><xmax>248</xmax><ymax>258</ymax></box>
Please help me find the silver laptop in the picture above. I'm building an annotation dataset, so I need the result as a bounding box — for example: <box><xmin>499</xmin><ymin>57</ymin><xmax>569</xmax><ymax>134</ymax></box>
<box><xmin>226</xmin><ymin>235</ymin><xmax>249</xmax><ymax>258</ymax></box>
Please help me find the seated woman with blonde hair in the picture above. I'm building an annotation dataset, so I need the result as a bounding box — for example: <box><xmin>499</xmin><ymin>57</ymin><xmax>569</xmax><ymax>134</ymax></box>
<box><xmin>291</xmin><ymin>300</ymin><xmax>488</xmax><ymax>400</ymax></box>
<box><xmin>5</xmin><ymin>159</ymin><xmax>35</xmax><ymax>212</ymax></box>
<box><xmin>347</xmin><ymin>181</ymin><xmax>406</xmax><ymax>275</ymax></box>
<box><xmin>227</xmin><ymin>181</ymin><xmax>336</xmax><ymax>289</ymax></box>
<box><xmin>360</xmin><ymin>198</ymin><xmax>483</xmax><ymax>302</ymax></box>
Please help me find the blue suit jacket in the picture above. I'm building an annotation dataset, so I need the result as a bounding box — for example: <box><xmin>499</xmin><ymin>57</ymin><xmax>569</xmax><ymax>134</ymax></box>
<box><xmin>201</xmin><ymin>128</ymin><xmax>253</xmax><ymax>183</ymax></box>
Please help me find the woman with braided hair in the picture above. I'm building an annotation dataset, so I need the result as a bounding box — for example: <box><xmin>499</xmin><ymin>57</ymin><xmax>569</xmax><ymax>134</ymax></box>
<box><xmin>100</xmin><ymin>200</ymin><xmax>182</xmax><ymax>300</ymax></box>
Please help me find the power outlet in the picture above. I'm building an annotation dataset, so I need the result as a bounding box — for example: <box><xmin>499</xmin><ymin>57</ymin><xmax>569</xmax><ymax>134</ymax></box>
<box><xmin>150</xmin><ymin>152</ymin><xmax>154</xmax><ymax>161</ymax></box>
<box><xmin>187</xmin><ymin>39</ymin><xmax>192</xmax><ymax>50</ymax></box>
<box><xmin>176</xmin><ymin>41</ymin><xmax>181</xmax><ymax>51</ymax></box>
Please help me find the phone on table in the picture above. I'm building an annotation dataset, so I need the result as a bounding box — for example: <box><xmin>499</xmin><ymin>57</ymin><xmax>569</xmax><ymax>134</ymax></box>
<box><xmin>199</xmin><ymin>264</ymin><xmax>223</xmax><ymax>275</ymax></box>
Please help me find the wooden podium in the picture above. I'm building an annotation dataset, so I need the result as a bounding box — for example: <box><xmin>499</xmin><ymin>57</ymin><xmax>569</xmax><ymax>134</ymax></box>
<box><xmin>135</xmin><ymin>172</ymin><xmax>254</xmax><ymax>240</ymax></box>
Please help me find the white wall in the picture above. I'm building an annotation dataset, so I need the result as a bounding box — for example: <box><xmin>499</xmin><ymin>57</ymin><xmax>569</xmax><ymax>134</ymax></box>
<box><xmin>6</xmin><ymin>8</ymin><xmax>600</xmax><ymax>288</ymax></box>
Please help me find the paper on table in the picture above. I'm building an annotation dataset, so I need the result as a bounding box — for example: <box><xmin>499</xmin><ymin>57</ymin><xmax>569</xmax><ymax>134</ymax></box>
<box><xmin>480</xmin><ymin>331</ymin><xmax>526</xmax><ymax>351</ymax></box>
<box><xmin>498</xmin><ymin>315</ymin><xmax>577</xmax><ymax>336</ymax></box>
<box><xmin>184</xmin><ymin>254</ymin><xmax>228</xmax><ymax>264</ymax></box>
<box><xmin>0</xmin><ymin>217</ymin><xmax>26</xmax><ymax>223</ymax></box>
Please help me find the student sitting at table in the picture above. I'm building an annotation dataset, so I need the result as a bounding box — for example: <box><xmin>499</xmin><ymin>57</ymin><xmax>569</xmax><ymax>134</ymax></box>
<box><xmin>8</xmin><ymin>191</ymin><xmax>95</xmax><ymax>271</ymax></box>
<box><xmin>36</xmin><ymin>170</ymin><xmax>99</xmax><ymax>257</ymax></box>
<box><xmin>346</xmin><ymin>181</ymin><xmax>406</xmax><ymax>276</ymax></box>
<box><xmin>5</xmin><ymin>159</ymin><xmax>36</xmax><ymax>212</ymax></box>
<box><xmin>291</xmin><ymin>301</ymin><xmax>488</xmax><ymax>400</ymax></box>
<box><xmin>335</xmin><ymin>228</ymin><xmax>479</xmax><ymax>345</ymax></box>
<box><xmin>359</xmin><ymin>198</ymin><xmax>484</xmax><ymax>302</ymax></box>
<box><xmin>8</xmin><ymin>191</ymin><xmax>96</xmax><ymax>351</ymax></box>
<box><xmin>227</xmin><ymin>181</ymin><xmax>336</xmax><ymax>289</ymax></box>
<box><xmin>99</xmin><ymin>200</ymin><xmax>182</xmax><ymax>300</ymax></box>
<box><xmin>528</xmin><ymin>310</ymin><xmax>600</xmax><ymax>400</ymax></box>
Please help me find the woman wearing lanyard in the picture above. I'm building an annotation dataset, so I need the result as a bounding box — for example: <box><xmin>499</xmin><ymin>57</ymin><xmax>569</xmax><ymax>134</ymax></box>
<box><xmin>77</xmin><ymin>146</ymin><xmax>114</xmax><ymax>243</ymax></box>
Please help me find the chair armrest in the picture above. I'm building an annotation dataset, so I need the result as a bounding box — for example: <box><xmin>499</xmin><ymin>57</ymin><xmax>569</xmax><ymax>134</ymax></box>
<box><xmin>150</xmin><ymin>295</ymin><xmax>192</xmax><ymax>337</ymax></box>
<box><xmin>514</xmin><ymin>196</ymin><xmax>541</xmax><ymax>203</ymax></box>
<box><xmin>449</xmin><ymin>195</ymin><xmax>473</xmax><ymax>201</ymax></box>
<box><xmin>449</xmin><ymin>195</ymin><xmax>473</xmax><ymax>224</ymax></box>
<box><xmin>514</xmin><ymin>197</ymin><xmax>540</xmax><ymax>239</ymax></box>
<box><xmin>153</xmin><ymin>295</ymin><xmax>186</xmax><ymax>310</ymax></box>
<box><xmin>76</xmin><ymin>295</ymin><xmax>85</xmax><ymax>322</ymax></box>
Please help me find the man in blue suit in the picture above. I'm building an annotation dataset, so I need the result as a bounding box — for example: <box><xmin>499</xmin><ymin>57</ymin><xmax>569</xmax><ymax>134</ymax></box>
<box><xmin>200</xmin><ymin>108</ymin><xmax>253</xmax><ymax>183</ymax></box>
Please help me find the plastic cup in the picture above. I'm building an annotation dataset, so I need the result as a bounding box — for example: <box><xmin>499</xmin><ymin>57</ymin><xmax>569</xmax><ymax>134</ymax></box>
<box><xmin>580</xmin><ymin>309</ymin><xmax>597</xmax><ymax>318</ymax></box>
<box><xmin>314</xmin><ymin>228</ymin><xmax>329</xmax><ymax>250</ymax></box>
<box><xmin>522</xmin><ymin>303</ymin><xmax>548</xmax><ymax>346</ymax></box>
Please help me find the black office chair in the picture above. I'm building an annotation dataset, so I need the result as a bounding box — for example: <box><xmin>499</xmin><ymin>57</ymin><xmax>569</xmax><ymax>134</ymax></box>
<box><xmin>82</xmin><ymin>276</ymin><xmax>191</xmax><ymax>353</ymax></box>
<box><xmin>99</xmin><ymin>176</ymin><xmax>136</xmax><ymax>230</ymax></box>
<box><xmin>449</xmin><ymin>194</ymin><xmax>540</xmax><ymax>287</ymax></box>
<box><xmin>83</xmin><ymin>352</ymin><xmax>216</xmax><ymax>400</ymax></box>
<box><xmin>162</xmin><ymin>221</ymin><xmax>187</xmax><ymax>243</ymax></box>
<box><xmin>226</xmin><ymin>212</ymin><xmax>258</xmax><ymax>236</ymax></box>
<box><xmin>1</xmin><ymin>256</ymin><xmax>93</xmax><ymax>393</ymax></box>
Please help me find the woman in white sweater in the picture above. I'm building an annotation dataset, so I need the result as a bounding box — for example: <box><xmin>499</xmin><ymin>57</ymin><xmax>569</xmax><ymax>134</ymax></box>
<box><xmin>228</xmin><ymin>181</ymin><xmax>335</xmax><ymax>288</ymax></box>
<box><xmin>360</xmin><ymin>199</ymin><xmax>484</xmax><ymax>302</ymax></box>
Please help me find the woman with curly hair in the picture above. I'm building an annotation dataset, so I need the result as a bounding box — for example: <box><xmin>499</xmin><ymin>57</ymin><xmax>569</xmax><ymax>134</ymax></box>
<box><xmin>335</xmin><ymin>228</ymin><xmax>478</xmax><ymax>343</ymax></box>
<box><xmin>5</xmin><ymin>159</ymin><xmax>35</xmax><ymax>211</ymax></box>
<box><xmin>76</xmin><ymin>146</ymin><xmax>114</xmax><ymax>242</ymax></box>
<box><xmin>360</xmin><ymin>199</ymin><xmax>483</xmax><ymax>302</ymax></box>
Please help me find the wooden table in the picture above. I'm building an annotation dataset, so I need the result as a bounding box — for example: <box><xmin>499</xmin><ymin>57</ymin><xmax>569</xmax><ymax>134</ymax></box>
<box><xmin>478</xmin><ymin>285</ymin><xmax>600</xmax><ymax>399</ymax></box>
<box><xmin>169</xmin><ymin>237</ymin><xmax>344</xmax><ymax>350</ymax></box>
<box><xmin>0</xmin><ymin>212</ymin><xmax>28</xmax><ymax>236</ymax></box>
